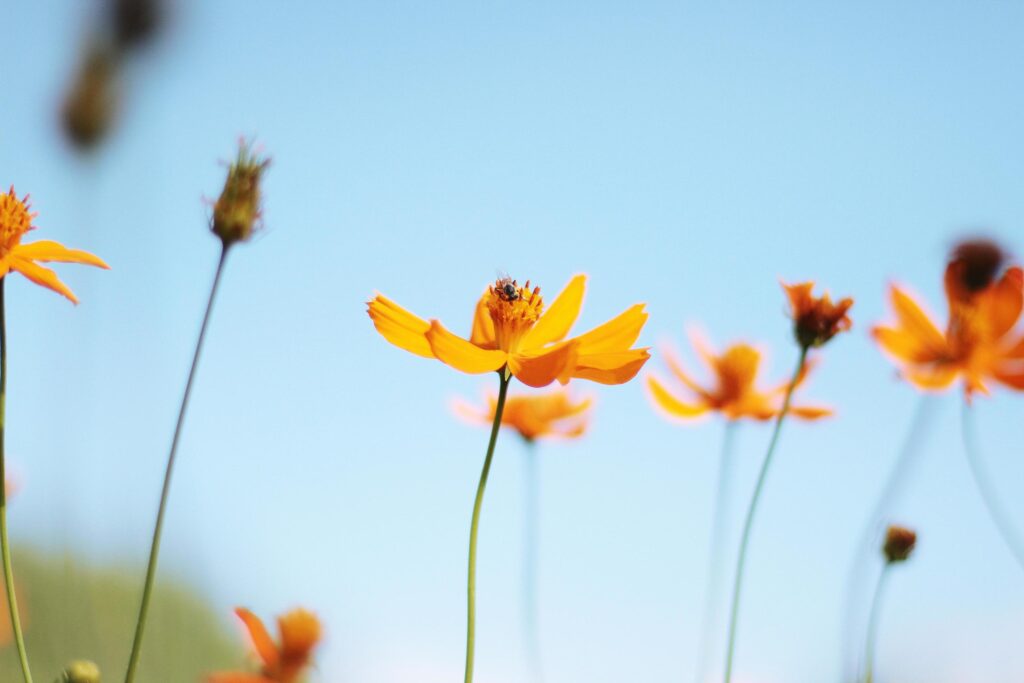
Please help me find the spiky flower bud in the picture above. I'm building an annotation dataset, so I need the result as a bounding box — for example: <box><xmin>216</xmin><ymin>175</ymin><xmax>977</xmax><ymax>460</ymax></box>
<box><xmin>59</xmin><ymin>660</ymin><xmax>101</xmax><ymax>683</ymax></box>
<box><xmin>883</xmin><ymin>525</ymin><xmax>917</xmax><ymax>564</ymax></box>
<box><xmin>211</xmin><ymin>141</ymin><xmax>270</xmax><ymax>247</ymax></box>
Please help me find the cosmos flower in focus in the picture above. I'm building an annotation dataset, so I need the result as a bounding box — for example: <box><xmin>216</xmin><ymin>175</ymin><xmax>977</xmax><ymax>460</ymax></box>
<box><xmin>872</xmin><ymin>239</ymin><xmax>1024</xmax><ymax>396</ymax></box>
<box><xmin>783</xmin><ymin>281</ymin><xmax>854</xmax><ymax>350</ymax></box>
<box><xmin>368</xmin><ymin>274</ymin><xmax>650</xmax><ymax>387</ymax></box>
<box><xmin>454</xmin><ymin>388</ymin><xmax>593</xmax><ymax>442</ymax></box>
<box><xmin>0</xmin><ymin>188</ymin><xmax>108</xmax><ymax>303</ymax></box>
<box><xmin>646</xmin><ymin>335</ymin><xmax>832</xmax><ymax>421</ymax></box>
<box><xmin>208</xmin><ymin>608</ymin><xmax>321</xmax><ymax>683</ymax></box>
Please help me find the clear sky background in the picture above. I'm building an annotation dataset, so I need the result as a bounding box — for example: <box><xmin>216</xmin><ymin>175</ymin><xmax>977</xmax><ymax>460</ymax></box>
<box><xmin>2</xmin><ymin>2</ymin><xmax>1023</xmax><ymax>682</ymax></box>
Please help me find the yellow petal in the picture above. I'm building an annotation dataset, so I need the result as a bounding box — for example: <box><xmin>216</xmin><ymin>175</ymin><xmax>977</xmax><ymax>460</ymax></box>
<box><xmin>14</xmin><ymin>240</ymin><xmax>109</xmax><ymax>268</ymax></box>
<box><xmin>367</xmin><ymin>294</ymin><xmax>434</xmax><ymax>358</ymax></box>
<box><xmin>508</xmin><ymin>341</ymin><xmax>578</xmax><ymax>388</ymax></box>
<box><xmin>426</xmin><ymin>321</ymin><xmax>507</xmax><ymax>374</ymax></box>
<box><xmin>8</xmin><ymin>256</ymin><xmax>78</xmax><ymax>303</ymax></box>
<box><xmin>871</xmin><ymin>325</ymin><xmax>941</xmax><ymax>364</ymax></box>
<box><xmin>235</xmin><ymin>608</ymin><xmax>279</xmax><ymax>669</ymax></box>
<box><xmin>660</xmin><ymin>343</ymin><xmax>711</xmax><ymax>398</ymax></box>
<box><xmin>572</xmin><ymin>348</ymin><xmax>650</xmax><ymax>385</ymax></box>
<box><xmin>902</xmin><ymin>364</ymin><xmax>958</xmax><ymax>391</ymax></box>
<box><xmin>469</xmin><ymin>290</ymin><xmax>497</xmax><ymax>348</ymax></box>
<box><xmin>889</xmin><ymin>285</ymin><xmax>948</xmax><ymax>356</ymax></box>
<box><xmin>572</xmin><ymin>304</ymin><xmax>648</xmax><ymax>354</ymax></box>
<box><xmin>521</xmin><ymin>274</ymin><xmax>586</xmax><ymax>348</ymax></box>
<box><xmin>646</xmin><ymin>374</ymin><xmax>708</xmax><ymax>418</ymax></box>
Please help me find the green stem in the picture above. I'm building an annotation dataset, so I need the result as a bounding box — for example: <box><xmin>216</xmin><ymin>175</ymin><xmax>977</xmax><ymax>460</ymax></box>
<box><xmin>465</xmin><ymin>372</ymin><xmax>511</xmax><ymax>683</ymax></box>
<box><xmin>694</xmin><ymin>420</ymin><xmax>738</xmax><ymax>683</ymax></box>
<box><xmin>0</xmin><ymin>279</ymin><xmax>34</xmax><ymax>683</ymax></box>
<box><xmin>124</xmin><ymin>247</ymin><xmax>230</xmax><ymax>683</ymax></box>
<box><xmin>722</xmin><ymin>347</ymin><xmax>807</xmax><ymax>683</ymax></box>
<box><xmin>523</xmin><ymin>439</ymin><xmax>543</xmax><ymax>683</ymax></box>
<box><xmin>961</xmin><ymin>402</ymin><xmax>1024</xmax><ymax>572</ymax></box>
<box><xmin>863</xmin><ymin>564</ymin><xmax>890</xmax><ymax>683</ymax></box>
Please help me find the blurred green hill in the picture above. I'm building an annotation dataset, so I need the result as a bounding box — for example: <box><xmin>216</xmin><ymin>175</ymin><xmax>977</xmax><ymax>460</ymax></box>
<box><xmin>0</xmin><ymin>546</ymin><xmax>240</xmax><ymax>682</ymax></box>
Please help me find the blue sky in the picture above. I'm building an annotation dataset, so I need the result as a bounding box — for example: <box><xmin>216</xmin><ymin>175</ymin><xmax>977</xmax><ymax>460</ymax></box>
<box><xmin>2</xmin><ymin>1</ymin><xmax>1023</xmax><ymax>682</ymax></box>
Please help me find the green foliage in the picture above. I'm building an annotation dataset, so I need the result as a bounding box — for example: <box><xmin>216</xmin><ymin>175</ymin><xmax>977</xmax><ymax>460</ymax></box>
<box><xmin>0</xmin><ymin>546</ymin><xmax>241</xmax><ymax>683</ymax></box>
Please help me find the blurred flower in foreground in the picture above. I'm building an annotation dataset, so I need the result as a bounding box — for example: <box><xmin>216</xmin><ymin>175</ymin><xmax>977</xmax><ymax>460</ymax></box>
<box><xmin>59</xmin><ymin>660</ymin><xmax>101</xmax><ymax>683</ymax></box>
<box><xmin>212</xmin><ymin>141</ymin><xmax>271</xmax><ymax>247</ymax></box>
<box><xmin>112</xmin><ymin>0</ymin><xmax>164</xmax><ymax>51</ymax></box>
<box><xmin>454</xmin><ymin>389</ymin><xmax>592</xmax><ymax>442</ymax></box>
<box><xmin>61</xmin><ymin>42</ymin><xmax>120</xmax><ymax>151</ymax></box>
<box><xmin>873</xmin><ymin>239</ymin><xmax>1024</xmax><ymax>396</ymax></box>
<box><xmin>0</xmin><ymin>187</ymin><xmax>109</xmax><ymax>303</ymax></box>
<box><xmin>208</xmin><ymin>608</ymin><xmax>321</xmax><ymax>683</ymax></box>
<box><xmin>646</xmin><ymin>335</ymin><xmax>832</xmax><ymax>421</ymax></box>
<box><xmin>784</xmin><ymin>281</ymin><xmax>854</xmax><ymax>350</ymax></box>
<box><xmin>368</xmin><ymin>274</ymin><xmax>650</xmax><ymax>387</ymax></box>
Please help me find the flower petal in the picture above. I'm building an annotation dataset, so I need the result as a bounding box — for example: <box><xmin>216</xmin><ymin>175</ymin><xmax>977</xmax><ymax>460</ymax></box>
<box><xmin>660</xmin><ymin>343</ymin><xmax>711</xmax><ymax>398</ymax></box>
<box><xmin>871</xmin><ymin>326</ymin><xmax>938</xmax><ymax>364</ymax></box>
<box><xmin>890</xmin><ymin>285</ymin><xmax>948</xmax><ymax>355</ymax></box>
<box><xmin>902</xmin><ymin>364</ymin><xmax>958</xmax><ymax>391</ymax></box>
<box><xmin>367</xmin><ymin>294</ymin><xmax>434</xmax><ymax>358</ymax></box>
<box><xmin>790</xmin><ymin>405</ymin><xmax>833</xmax><ymax>420</ymax></box>
<box><xmin>572</xmin><ymin>348</ymin><xmax>650</xmax><ymax>385</ymax></box>
<box><xmin>469</xmin><ymin>290</ymin><xmax>497</xmax><ymax>348</ymax></box>
<box><xmin>8</xmin><ymin>256</ymin><xmax>78</xmax><ymax>303</ymax></box>
<box><xmin>646</xmin><ymin>374</ymin><xmax>708</xmax><ymax>418</ymax></box>
<box><xmin>426</xmin><ymin>321</ymin><xmax>507</xmax><ymax>374</ymax></box>
<box><xmin>993</xmin><ymin>366</ymin><xmax>1024</xmax><ymax>390</ymax></box>
<box><xmin>572</xmin><ymin>304</ymin><xmax>648</xmax><ymax>354</ymax></box>
<box><xmin>508</xmin><ymin>341</ymin><xmax>578</xmax><ymax>388</ymax></box>
<box><xmin>14</xmin><ymin>240</ymin><xmax>109</xmax><ymax>268</ymax></box>
<box><xmin>206</xmin><ymin>674</ymin><xmax>273</xmax><ymax>683</ymax></box>
<box><xmin>235</xmin><ymin>608</ymin><xmax>279</xmax><ymax>669</ymax></box>
<box><xmin>522</xmin><ymin>274</ymin><xmax>586</xmax><ymax>348</ymax></box>
<box><xmin>984</xmin><ymin>266</ymin><xmax>1023</xmax><ymax>339</ymax></box>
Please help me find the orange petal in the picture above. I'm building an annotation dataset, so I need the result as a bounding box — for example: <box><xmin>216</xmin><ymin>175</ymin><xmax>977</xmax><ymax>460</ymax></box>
<box><xmin>572</xmin><ymin>304</ymin><xmax>648</xmax><ymax>354</ymax></box>
<box><xmin>790</xmin><ymin>405</ymin><xmax>833</xmax><ymax>420</ymax></box>
<box><xmin>278</xmin><ymin>608</ymin><xmax>321</xmax><ymax>660</ymax></box>
<box><xmin>646</xmin><ymin>375</ymin><xmax>708</xmax><ymax>418</ymax></box>
<box><xmin>660</xmin><ymin>343</ymin><xmax>711</xmax><ymax>398</ymax></box>
<box><xmin>889</xmin><ymin>285</ymin><xmax>948</xmax><ymax>356</ymax></box>
<box><xmin>992</xmin><ymin>365</ymin><xmax>1024</xmax><ymax>390</ymax></box>
<box><xmin>871</xmin><ymin>326</ymin><xmax>939</xmax><ymax>364</ymax></box>
<box><xmin>469</xmin><ymin>290</ymin><xmax>497</xmax><ymax>348</ymax></box>
<box><xmin>984</xmin><ymin>266</ymin><xmax>1023</xmax><ymax>338</ymax></box>
<box><xmin>367</xmin><ymin>294</ymin><xmax>434</xmax><ymax>358</ymax></box>
<box><xmin>235</xmin><ymin>608</ymin><xmax>279</xmax><ymax>669</ymax></box>
<box><xmin>8</xmin><ymin>256</ymin><xmax>78</xmax><ymax>303</ymax></box>
<box><xmin>522</xmin><ymin>274</ymin><xmax>586</xmax><ymax>348</ymax></box>
<box><xmin>13</xmin><ymin>240</ymin><xmax>109</xmax><ymax>268</ymax></box>
<box><xmin>508</xmin><ymin>341</ymin><xmax>578</xmax><ymax>388</ymax></box>
<box><xmin>425</xmin><ymin>321</ymin><xmax>507</xmax><ymax>374</ymax></box>
<box><xmin>902</xmin><ymin>365</ymin><xmax>958</xmax><ymax>391</ymax></box>
<box><xmin>571</xmin><ymin>348</ymin><xmax>650</xmax><ymax>385</ymax></box>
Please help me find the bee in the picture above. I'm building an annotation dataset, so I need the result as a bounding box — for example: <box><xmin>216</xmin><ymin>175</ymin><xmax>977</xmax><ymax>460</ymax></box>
<box><xmin>496</xmin><ymin>273</ymin><xmax>520</xmax><ymax>301</ymax></box>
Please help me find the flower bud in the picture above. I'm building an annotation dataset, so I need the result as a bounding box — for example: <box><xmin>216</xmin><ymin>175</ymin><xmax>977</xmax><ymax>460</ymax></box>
<box><xmin>782</xmin><ymin>281</ymin><xmax>854</xmax><ymax>349</ymax></box>
<box><xmin>883</xmin><ymin>525</ymin><xmax>917</xmax><ymax>564</ymax></box>
<box><xmin>61</xmin><ymin>43</ymin><xmax>120</xmax><ymax>151</ymax></box>
<box><xmin>211</xmin><ymin>142</ymin><xmax>270</xmax><ymax>247</ymax></box>
<box><xmin>59</xmin><ymin>660</ymin><xmax>101</xmax><ymax>683</ymax></box>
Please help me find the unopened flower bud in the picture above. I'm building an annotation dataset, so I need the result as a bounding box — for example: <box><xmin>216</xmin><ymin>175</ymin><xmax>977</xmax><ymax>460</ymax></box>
<box><xmin>883</xmin><ymin>525</ymin><xmax>917</xmax><ymax>564</ymax></box>
<box><xmin>211</xmin><ymin>141</ymin><xmax>270</xmax><ymax>247</ymax></box>
<box><xmin>782</xmin><ymin>281</ymin><xmax>854</xmax><ymax>349</ymax></box>
<box><xmin>61</xmin><ymin>43</ymin><xmax>120</xmax><ymax>151</ymax></box>
<box><xmin>59</xmin><ymin>660</ymin><xmax>101</xmax><ymax>683</ymax></box>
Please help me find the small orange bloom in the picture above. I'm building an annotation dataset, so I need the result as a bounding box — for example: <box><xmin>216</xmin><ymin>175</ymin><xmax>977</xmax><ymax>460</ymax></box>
<box><xmin>0</xmin><ymin>188</ymin><xmax>108</xmax><ymax>303</ymax></box>
<box><xmin>872</xmin><ymin>242</ymin><xmax>1024</xmax><ymax>396</ymax></box>
<box><xmin>208</xmin><ymin>608</ymin><xmax>321</xmax><ymax>683</ymax></box>
<box><xmin>368</xmin><ymin>275</ymin><xmax>650</xmax><ymax>387</ymax></box>
<box><xmin>783</xmin><ymin>281</ymin><xmax>853</xmax><ymax>349</ymax></box>
<box><xmin>646</xmin><ymin>334</ymin><xmax>831</xmax><ymax>421</ymax></box>
<box><xmin>455</xmin><ymin>388</ymin><xmax>593</xmax><ymax>441</ymax></box>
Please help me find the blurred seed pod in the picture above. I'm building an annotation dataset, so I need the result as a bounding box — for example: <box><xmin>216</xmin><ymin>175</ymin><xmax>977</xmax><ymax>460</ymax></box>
<box><xmin>61</xmin><ymin>42</ymin><xmax>121</xmax><ymax>151</ymax></box>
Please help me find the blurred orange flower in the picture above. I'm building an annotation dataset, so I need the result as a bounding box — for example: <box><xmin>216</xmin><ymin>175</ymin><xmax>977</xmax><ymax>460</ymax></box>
<box><xmin>646</xmin><ymin>335</ymin><xmax>831</xmax><ymax>421</ymax></box>
<box><xmin>872</xmin><ymin>242</ymin><xmax>1024</xmax><ymax>396</ymax></box>
<box><xmin>208</xmin><ymin>608</ymin><xmax>321</xmax><ymax>683</ymax></box>
<box><xmin>784</xmin><ymin>281</ymin><xmax>853</xmax><ymax>349</ymax></box>
<box><xmin>0</xmin><ymin>187</ymin><xmax>108</xmax><ymax>303</ymax></box>
<box><xmin>368</xmin><ymin>274</ymin><xmax>649</xmax><ymax>387</ymax></box>
<box><xmin>455</xmin><ymin>388</ymin><xmax>593</xmax><ymax>441</ymax></box>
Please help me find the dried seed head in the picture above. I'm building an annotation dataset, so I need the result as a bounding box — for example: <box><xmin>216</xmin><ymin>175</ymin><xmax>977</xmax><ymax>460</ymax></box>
<box><xmin>211</xmin><ymin>141</ymin><xmax>270</xmax><ymax>247</ymax></box>
<box><xmin>60</xmin><ymin>660</ymin><xmax>101</xmax><ymax>683</ymax></box>
<box><xmin>883</xmin><ymin>525</ymin><xmax>917</xmax><ymax>564</ymax></box>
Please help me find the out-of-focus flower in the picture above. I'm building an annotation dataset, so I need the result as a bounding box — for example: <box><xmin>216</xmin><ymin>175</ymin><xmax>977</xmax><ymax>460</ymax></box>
<box><xmin>872</xmin><ymin>240</ymin><xmax>1024</xmax><ymax>396</ymax></box>
<box><xmin>112</xmin><ymin>0</ymin><xmax>163</xmax><ymax>51</ymax></box>
<box><xmin>882</xmin><ymin>525</ymin><xmax>917</xmax><ymax>564</ymax></box>
<box><xmin>783</xmin><ymin>281</ymin><xmax>854</xmax><ymax>349</ymax></box>
<box><xmin>368</xmin><ymin>274</ymin><xmax>650</xmax><ymax>387</ymax></box>
<box><xmin>208</xmin><ymin>608</ymin><xmax>321</xmax><ymax>683</ymax></box>
<box><xmin>59</xmin><ymin>660</ymin><xmax>101</xmax><ymax>683</ymax></box>
<box><xmin>0</xmin><ymin>188</ymin><xmax>109</xmax><ymax>303</ymax></box>
<box><xmin>455</xmin><ymin>388</ymin><xmax>592</xmax><ymax>441</ymax></box>
<box><xmin>61</xmin><ymin>43</ymin><xmax>120</xmax><ymax>151</ymax></box>
<box><xmin>646</xmin><ymin>335</ymin><xmax>832</xmax><ymax>421</ymax></box>
<box><xmin>212</xmin><ymin>142</ymin><xmax>270</xmax><ymax>247</ymax></box>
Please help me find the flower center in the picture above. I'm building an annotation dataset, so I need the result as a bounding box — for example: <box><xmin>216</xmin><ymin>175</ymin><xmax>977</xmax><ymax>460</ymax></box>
<box><xmin>0</xmin><ymin>189</ymin><xmax>35</xmax><ymax>257</ymax></box>
<box><xmin>486</xmin><ymin>277</ymin><xmax>543</xmax><ymax>353</ymax></box>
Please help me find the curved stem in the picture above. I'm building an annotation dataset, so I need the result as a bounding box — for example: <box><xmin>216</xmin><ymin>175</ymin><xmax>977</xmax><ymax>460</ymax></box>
<box><xmin>863</xmin><ymin>565</ymin><xmax>890</xmax><ymax>683</ymax></box>
<box><xmin>124</xmin><ymin>247</ymin><xmax>230</xmax><ymax>683</ymax></box>
<box><xmin>465</xmin><ymin>372</ymin><xmax>511</xmax><ymax>683</ymax></box>
<box><xmin>693</xmin><ymin>420</ymin><xmax>738</xmax><ymax>683</ymax></box>
<box><xmin>722</xmin><ymin>347</ymin><xmax>807</xmax><ymax>683</ymax></box>
<box><xmin>961</xmin><ymin>402</ymin><xmax>1024</xmax><ymax>572</ymax></box>
<box><xmin>0</xmin><ymin>279</ymin><xmax>34</xmax><ymax>683</ymax></box>
<box><xmin>523</xmin><ymin>439</ymin><xmax>544</xmax><ymax>683</ymax></box>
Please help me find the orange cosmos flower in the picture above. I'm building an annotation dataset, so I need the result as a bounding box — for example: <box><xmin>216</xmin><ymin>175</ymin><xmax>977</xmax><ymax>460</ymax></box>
<box><xmin>455</xmin><ymin>388</ymin><xmax>593</xmax><ymax>441</ymax></box>
<box><xmin>872</xmin><ymin>241</ymin><xmax>1024</xmax><ymax>396</ymax></box>
<box><xmin>208</xmin><ymin>608</ymin><xmax>321</xmax><ymax>683</ymax></box>
<box><xmin>368</xmin><ymin>275</ymin><xmax>650</xmax><ymax>387</ymax></box>
<box><xmin>783</xmin><ymin>281</ymin><xmax>854</xmax><ymax>349</ymax></box>
<box><xmin>646</xmin><ymin>335</ymin><xmax>832</xmax><ymax>421</ymax></box>
<box><xmin>0</xmin><ymin>187</ymin><xmax>108</xmax><ymax>303</ymax></box>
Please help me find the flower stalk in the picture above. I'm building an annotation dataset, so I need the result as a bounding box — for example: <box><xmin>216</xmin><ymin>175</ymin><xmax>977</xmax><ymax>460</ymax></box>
<box><xmin>862</xmin><ymin>565</ymin><xmax>890</xmax><ymax>683</ymax></box>
<box><xmin>522</xmin><ymin>439</ymin><xmax>543</xmax><ymax>683</ymax></box>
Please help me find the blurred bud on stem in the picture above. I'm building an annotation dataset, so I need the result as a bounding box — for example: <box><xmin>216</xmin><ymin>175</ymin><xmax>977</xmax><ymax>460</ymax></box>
<box><xmin>211</xmin><ymin>141</ymin><xmax>270</xmax><ymax>247</ymax></box>
<box><xmin>61</xmin><ymin>42</ymin><xmax>120</xmax><ymax>151</ymax></box>
<box><xmin>58</xmin><ymin>660</ymin><xmax>101</xmax><ymax>683</ymax></box>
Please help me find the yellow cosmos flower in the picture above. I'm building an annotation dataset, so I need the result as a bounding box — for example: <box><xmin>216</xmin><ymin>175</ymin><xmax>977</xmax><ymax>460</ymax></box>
<box><xmin>455</xmin><ymin>388</ymin><xmax>593</xmax><ymax>441</ymax></box>
<box><xmin>646</xmin><ymin>334</ymin><xmax>832</xmax><ymax>421</ymax></box>
<box><xmin>0</xmin><ymin>187</ymin><xmax>108</xmax><ymax>303</ymax></box>
<box><xmin>368</xmin><ymin>274</ymin><xmax>650</xmax><ymax>387</ymax></box>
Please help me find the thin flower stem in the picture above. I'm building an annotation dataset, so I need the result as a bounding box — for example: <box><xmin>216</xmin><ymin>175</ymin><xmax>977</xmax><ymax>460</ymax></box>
<box><xmin>465</xmin><ymin>372</ymin><xmax>511</xmax><ymax>683</ymax></box>
<box><xmin>693</xmin><ymin>420</ymin><xmax>739</xmax><ymax>683</ymax></box>
<box><xmin>0</xmin><ymin>279</ymin><xmax>34</xmax><ymax>683</ymax></box>
<box><xmin>124</xmin><ymin>247</ymin><xmax>231</xmax><ymax>683</ymax></box>
<box><xmin>961</xmin><ymin>402</ymin><xmax>1024</xmax><ymax>572</ymax></box>
<box><xmin>722</xmin><ymin>347</ymin><xmax>808</xmax><ymax>683</ymax></box>
<box><xmin>863</xmin><ymin>565</ymin><xmax>891</xmax><ymax>683</ymax></box>
<box><xmin>523</xmin><ymin>439</ymin><xmax>543</xmax><ymax>683</ymax></box>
